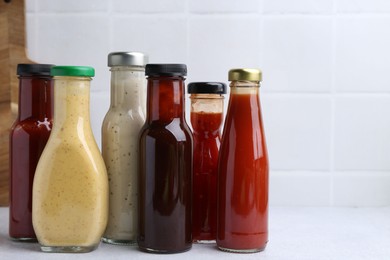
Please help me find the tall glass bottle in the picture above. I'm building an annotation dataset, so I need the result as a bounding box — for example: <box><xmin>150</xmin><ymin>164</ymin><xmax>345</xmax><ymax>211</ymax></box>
<box><xmin>138</xmin><ymin>64</ymin><xmax>193</xmax><ymax>253</ymax></box>
<box><xmin>217</xmin><ymin>69</ymin><xmax>269</xmax><ymax>253</ymax></box>
<box><xmin>32</xmin><ymin>66</ymin><xmax>108</xmax><ymax>253</ymax></box>
<box><xmin>9</xmin><ymin>64</ymin><xmax>54</xmax><ymax>241</ymax></box>
<box><xmin>188</xmin><ymin>82</ymin><xmax>226</xmax><ymax>243</ymax></box>
<box><xmin>102</xmin><ymin>52</ymin><xmax>148</xmax><ymax>245</ymax></box>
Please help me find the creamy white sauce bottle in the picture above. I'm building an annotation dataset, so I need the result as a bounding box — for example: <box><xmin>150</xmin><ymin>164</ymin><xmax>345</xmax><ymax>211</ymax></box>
<box><xmin>102</xmin><ymin>52</ymin><xmax>148</xmax><ymax>245</ymax></box>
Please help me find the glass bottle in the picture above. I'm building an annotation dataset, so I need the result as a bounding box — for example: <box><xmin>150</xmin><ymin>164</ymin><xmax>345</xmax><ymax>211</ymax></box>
<box><xmin>102</xmin><ymin>52</ymin><xmax>148</xmax><ymax>245</ymax></box>
<box><xmin>9</xmin><ymin>64</ymin><xmax>54</xmax><ymax>241</ymax></box>
<box><xmin>32</xmin><ymin>66</ymin><xmax>108</xmax><ymax>253</ymax></box>
<box><xmin>217</xmin><ymin>69</ymin><xmax>269</xmax><ymax>253</ymax></box>
<box><xmin>188</xmin><ymin>82</ymin><xmax>226</xmax><ymax>243</ymax></box>
<box><xmin>138</xmin><ymin>64</ymin><xmax>193</xmax><ymax>253</ymax></box>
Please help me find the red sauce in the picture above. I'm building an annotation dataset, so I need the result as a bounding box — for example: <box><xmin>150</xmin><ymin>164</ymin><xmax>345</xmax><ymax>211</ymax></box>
<box><xmin>9</xmin><ymin>75</ymin><xmax>53</xmax><ymax>240</ymax></box>
<box><xmin>191</xmin><ymin>112</ymin><xmax>222</xmax><ymax>241</ymax></box>
<box><xmin>217</xmin><ymin>92</ymin><xmax>269</xmax><ymax>251</ymax></box>
<box><xmin>139</xmin><ymin>74</ymin><xmax>193</xmax><ymax>253</ymax></box>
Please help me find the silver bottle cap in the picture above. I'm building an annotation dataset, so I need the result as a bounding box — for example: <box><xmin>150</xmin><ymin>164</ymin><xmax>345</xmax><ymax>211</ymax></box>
<box><xmin>108</xmin><ymin>52</ymin><xmax>149</xmax><ymax>67</ymax></box>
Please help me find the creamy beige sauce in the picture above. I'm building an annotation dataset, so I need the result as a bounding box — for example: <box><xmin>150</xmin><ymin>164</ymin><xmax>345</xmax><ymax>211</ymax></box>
<box><xmin>33</xmin><ymin>77</ymin><xmax>108</xmax><ymax>248</ymax></box>
<box><xmin>102</xmin><ymin>68</ymin><xmax>146</xmax><ymax>243</ymax></box>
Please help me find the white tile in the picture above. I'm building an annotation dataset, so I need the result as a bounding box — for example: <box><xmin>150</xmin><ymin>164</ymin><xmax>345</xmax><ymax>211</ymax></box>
<box><xmin>189</xmin><ymin>0</ymin><xmax>260</xmax><ymax>13</ymax></box>
<box><xmin>270</xmin><ymin>171</ymin><xmax>331</xmax><ymax>206</ymax></box>
<box><xmin>336</xmin><ymin>0</ymin><xmax>390</xmax><ymax>13</ymax></box>
<box><xmin>33</xmin><ymin>14</ymin><xmax>110</xmax><ymax>92</ymax></box>
<box><xmin>112</xmin><ymin>16</ymin><xmax>187</xmax><ymax>64</ymax></box>
<box><xmin>334</xmin><ymin>16</ymin><xmax>390</xmax><ymax>93</ymax></box>
<box><xmin>334</xmin><ymin>97</ymin><xmax>390</xmax><ymax>170</ymax></box>
<box><xmin>25</xmin><ymin>0</ymin><xmax>36</xmax><ymax>13</ymax></box>
<box><xmin>188</xmin><ymin>16</ymin><xmax>261</xmax><ymax>84</ymax></box>
<box><xmin>263</xmin><ymin>0</ymin><xmax>333</xmax><ymax>14</ymax></box>
<box><xmin>90</xmin><ymin>91</ymin><xmax>110</xmax><ymax>151</ymax></box>
<box><xmin>333</xmin><ymin>172</ymin><xmax>390</xmax><ymax>206</ymax></box>
<box><xmin>262</xmin><ymin>17</ymin><xmax>332</xmax><ymax>92</ymax></box>
<box><xmin>112</xmin><ymin>0</ymin><xmax>186</xmax><ymax>13</ymax></box>
<box><xmin>262</xmin><ymin>94</ymin><xmax>331</xmax><ymax>170</ymax></box>
<box><xmin>37</xmin><ymin>0</ymin><xmax>108</xmax><ymax>12</ymax></box>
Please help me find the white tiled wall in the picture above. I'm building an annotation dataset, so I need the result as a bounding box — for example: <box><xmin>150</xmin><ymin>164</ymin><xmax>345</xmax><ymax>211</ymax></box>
<box><xmin>25</xmin><ymin>0</ymin><xmax>390</xmax><ymax>207</ymax></box>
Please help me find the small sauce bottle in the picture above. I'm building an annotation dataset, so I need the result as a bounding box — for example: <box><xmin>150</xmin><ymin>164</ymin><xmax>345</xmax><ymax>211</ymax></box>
<box><xmin>188</xmin><ymin>82</ymin><xmax>226</xmax><ymax>243</ymax></box>
<box><xmin>217</xmin><ymin>69</ymin><xmax>269</xmax><ymax>253</ymax></box>
<box><xmin>102</xmin><ymin>52</ymin><xmax>148</xmax><ymax>245</ymax></box>
<box><xmin>138</xmin><ymin>64</ymin><xmax>193</xmax><ymax>253</ymax></box>
<box><xmin>9</xmin><ymin>64</ymin><xmax>54</xmax><ymax>241</ymax></box>
<box><xmin>32</xmin><ymin>66</ymin><xmax>108</xmax><ymax>253</ymax></box>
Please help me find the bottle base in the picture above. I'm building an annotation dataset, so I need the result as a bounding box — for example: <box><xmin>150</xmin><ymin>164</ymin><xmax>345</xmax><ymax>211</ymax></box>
<box><xmin>139</xmin><ymin>245</ymin><xmax>192</xmax><ymax>254</ymax></box>
<box><xmin>218</xmin><ymin>246</ymin><xmax>265</xmax><ymax>253</ymax></box>
<box><xmin>40</xmin><ymin>245</ymin><xmax>98</xmax><ymax>253</ymax></box>
<box><xmin>102</xmin><ymin>237</ymin><xmax>136</xmax><ymax>246</ymax></box>
<box><xmin>194</xmin><ymin>239</ymin><xmax>216</xmax><ymax>244</ymax></box>
<box><xmin>10</xmin><ymin>237</ymin><xmax>38</xmax><ymax>243</ymax></box>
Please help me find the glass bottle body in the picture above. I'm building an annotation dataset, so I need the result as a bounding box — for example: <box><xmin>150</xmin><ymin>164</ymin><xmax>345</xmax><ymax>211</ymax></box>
<box><xmin>102</xmin><ymin>66</ymin><xmax>146</xmax><ymax>245</ymax></box>
<box><xmin>138</xmin><ymin>76</ymin><xmax>193</xmax><ymax>253</ymax></box>
<box><xmin>33</xmin><ymin>75</ymin><xmax>108</xmax><ymax>253</ymax></box>
<box><xmin>190</xmin><ymin>94</ymin><xmax>224</xmax><ymax>243</ymax></box>
<box><xmin>217</xmin><ymin>81</ymin><xmax>269</xmax><ymax>253</ymax></box>
<box><xmin>9</xmin><ymin>74</ymin><xmax>53</xmax><ymax>241</ymax></box>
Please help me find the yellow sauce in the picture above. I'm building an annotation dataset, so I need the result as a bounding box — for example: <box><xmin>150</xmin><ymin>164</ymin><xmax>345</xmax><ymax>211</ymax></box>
<box><xmin>33</xmin><ymin>77</ymin><xmax>108</xmax><ymax>250</ymax></box>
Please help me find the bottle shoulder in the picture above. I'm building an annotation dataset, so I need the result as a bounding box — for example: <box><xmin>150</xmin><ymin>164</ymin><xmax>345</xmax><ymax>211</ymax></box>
<box><xmin>11</xmin><ymin>118</ymin><xmax>53</xmax><ymax>135</ymax></box>
<box><xmin>104</xmin><ymin>108</ymin><xmax>145</xmax><ymax>121</ymax></box>
<box><xmin>140</xmin><ymin>119</ymin><xmax>192</xmax><ymax>143</ymax></box>
<box><xmin>41</xmin><ymin>134</ymin><xmax>105</xmax><ymax>166</ymax></box>
<box><xmin>49</xmin><ymin>124</ymin><xmax>99</xmax><ymax>148</ymax></box>
<box><xmin>102</xmin><ymin>110</ymin><xmax>145</xmax><ymax>132</ymax></box>
<box><xmin>193</xmin><ymin>133</ymin><xmax>221</xmax><ymax>144</ymax></box>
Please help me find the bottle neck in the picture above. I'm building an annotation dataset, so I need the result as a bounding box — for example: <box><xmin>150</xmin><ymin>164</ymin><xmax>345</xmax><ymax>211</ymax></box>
<box><xmin>18</xmin><ymin>76</ymin><xmax>53</xmax><ymax>121</ymax></box>
<box><xmin>190</xmin><ymin>94</ymin><xmax>224</xmax><ymax>136</ymax></box>
<box><xmin>110</xmin><ymin>67</ymin><xmax>146</xmax><ymax>112</ymax></box>
<box><xmin>226</xmin><ymin>80</ymin><xmax>262</xmax><ymax>132</ymax></box>
<box><xmin>52</xmin><ymin>76</ymin><xmax>91</xmax><ymax>131</ymax></box>
<box><xmin>146</xmin><ymin>76</ymin><xmax>186</xmax><ymax>123</ymax></box>
<box><xmin>229</xmin><ymin>80</ymin><xmax>260</xmax><ymax>94</ymax></box>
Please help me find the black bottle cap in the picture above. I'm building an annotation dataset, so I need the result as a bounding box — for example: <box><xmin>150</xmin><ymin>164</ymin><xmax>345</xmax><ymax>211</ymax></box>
<box><xmin>187</xmin><ymin>82</ymin><xmax>227</xmax><ymax>94</ymax></box>
<box><xmin>17</xmin><ymin>64</ymin><xmax>55</xmax><ymax>76</ymax></box>
<box><xmin>145</xmin><ymin>64</ymin><xmax>187</xmax><ymax>77</ymax></box>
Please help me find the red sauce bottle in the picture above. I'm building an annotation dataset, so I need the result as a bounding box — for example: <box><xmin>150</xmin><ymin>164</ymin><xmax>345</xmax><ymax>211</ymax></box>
<box><xmin>9</xmin><ymin>64</ymin><xmax>54</xmax><ymax>241</ymax></box>
<box><xmin>188</xmin><ymin>82</ymin><xmax>226</xmax><ymax>243</ymax></box>
<box><xmin>138</xmin><ymin>64</ymin><xmax>193</xmax><ymax>253</ymax></box>
<box><xmin>217</xmin><ymin>69</ymin><xmax>269</xmax><ymax>253</ymax></box>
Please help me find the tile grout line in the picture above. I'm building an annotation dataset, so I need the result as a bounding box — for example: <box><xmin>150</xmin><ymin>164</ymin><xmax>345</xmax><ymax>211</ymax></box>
<box><xmin>108</xmin><ymin>0</ymin><xmax>113</xmax><ymax>52</ymax></box>
<box><xmin>258</xmin><ymin>0</ymin><xmax>264</xmax><ymax>68</ymax></box>
<box><xmin>329</xmin><ymin>0</ymin><xmax>338</xmax><ymax>207</ymax></box>
<box><xmin>262</xmin><ymin>92</ymin><xmax>390</xmax><ymax>97</ymax></box>
<box><xmin>185</xmin><ymin>0</ymin><xmax>190</xmax><ymax>65</ymax></box>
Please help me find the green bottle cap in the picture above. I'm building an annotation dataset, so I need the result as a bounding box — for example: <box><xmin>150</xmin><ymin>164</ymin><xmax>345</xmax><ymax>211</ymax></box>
<box><xmin>51</xmin><ymin>66</ymin><xmax>95</xmax><ymax>77</ymax></box>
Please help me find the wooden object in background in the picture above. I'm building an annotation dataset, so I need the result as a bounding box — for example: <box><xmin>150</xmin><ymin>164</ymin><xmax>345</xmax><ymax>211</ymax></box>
<box><xmin>0</xmin><ymin>0</ymin><xmax>33</xmax><ymax>206</ymax></box>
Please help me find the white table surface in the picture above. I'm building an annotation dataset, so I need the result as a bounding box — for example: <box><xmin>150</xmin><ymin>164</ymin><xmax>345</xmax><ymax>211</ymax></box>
<box><xmin>1</xmin><ymin>207</ymin><xmax>390</xmax><ymax>260</ymax></box>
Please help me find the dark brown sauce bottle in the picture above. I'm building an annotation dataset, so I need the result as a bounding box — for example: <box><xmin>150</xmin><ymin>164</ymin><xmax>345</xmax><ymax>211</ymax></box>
<box><xmin>138</xmin><ymin>64</ymin><xmax>193</xmax><ymax>253</ymax></box>
<box><xmin>9</xmin><ymin>64</ymin><xmax>54</xmax><ymax>241</ymax></box>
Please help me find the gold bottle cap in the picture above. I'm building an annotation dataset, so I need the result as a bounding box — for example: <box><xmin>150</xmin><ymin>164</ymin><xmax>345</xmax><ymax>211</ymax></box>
<box><xmin>228</xmin><ymin>68</ymin><xmax>262</xmax><ymax>82</ymax></box>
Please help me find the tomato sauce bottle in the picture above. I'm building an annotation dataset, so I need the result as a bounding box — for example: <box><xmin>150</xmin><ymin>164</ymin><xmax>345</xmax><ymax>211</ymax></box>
<box><xmin>138</xmin><ymin>64</ymin><xmax>193</xmax><ymax>253</ymax></box>
<box><xmin>9</xmin><ymin>64</ymin><xmax>54</xmax><ymax>241</ymax></box>
<box><xmin>188</xmin><ymin>82</ymin><xmax>226</xmax><ymax>243</ymax></box>
<box><xmin>217</xmin><ymin>69</ymin><xmax>269</xmax><ymax>253</ymax></box>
